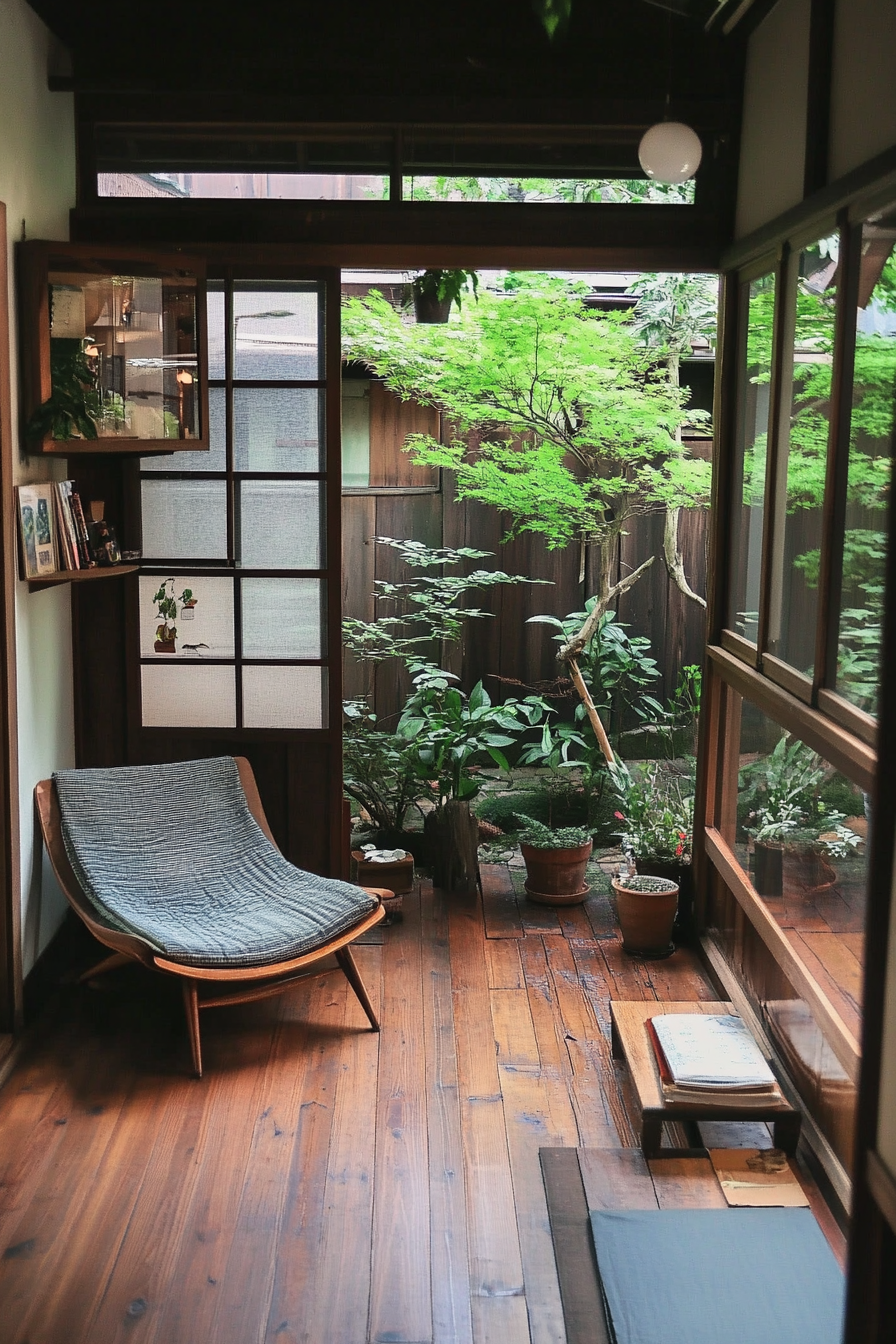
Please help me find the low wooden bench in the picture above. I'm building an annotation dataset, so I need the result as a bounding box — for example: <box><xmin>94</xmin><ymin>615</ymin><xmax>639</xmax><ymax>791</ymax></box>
<box><xmin>610</xmin><ymin>1000</ymin><xmax>801</xmax><ymax>1158</ymax></box>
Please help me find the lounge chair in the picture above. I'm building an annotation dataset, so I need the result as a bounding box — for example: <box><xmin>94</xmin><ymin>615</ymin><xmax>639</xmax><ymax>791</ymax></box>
<box><xmin>35</xmin><ymin>755</ymin><xmax>387</xmax><ymax>1076</ymax></box>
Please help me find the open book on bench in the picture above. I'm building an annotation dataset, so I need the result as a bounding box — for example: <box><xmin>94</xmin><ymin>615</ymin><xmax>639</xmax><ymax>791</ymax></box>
<box><xmin>647</xmin><ymin>1014</ymin><xmax>778</xmax><ymax>1107</ymax></box>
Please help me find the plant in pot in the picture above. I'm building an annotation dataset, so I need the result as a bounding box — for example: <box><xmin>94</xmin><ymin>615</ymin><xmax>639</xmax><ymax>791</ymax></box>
<box><xmin>152</xmin><ymin>578</ymin><xmax>196</xmax><ymax>654</ymax></box>
<box><xmin>514</xmin><ymin>814</ymin><xmax>593</xmax><ymax>906</ymax></box>
<box><xmin>410</xmin><ymin>269</ymin><xmax>479</xmax><ymax>323</ymax></box>
<box><xmin>739</xmin><ymin>738</ymin><xmax>862</xmax><ymax>898</ymax></box>
<box><xmin>395</xmin><ymin>662</ymin><xmax>549</xmax><ymax>890</ymax></box>
<box><xmin>343</xmin><ymin>700</ymin><xmax>425</xmax><ymax>853</ymax></box>
<box><xmin>608</xmin><ymin>759</ymin><xmax>695</xmax><ymax>955</ymax></box>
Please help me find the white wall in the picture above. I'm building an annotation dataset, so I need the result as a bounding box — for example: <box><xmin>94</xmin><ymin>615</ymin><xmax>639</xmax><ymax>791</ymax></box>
<box><xmin>0</xmin><ymin>0</ymin><xmax>76</xmax><ymax>973</ymax></box>
<box><xmin>829</xmin><ymin>0</ymin><xmax>896</xmax><ymax>182</ymax></box>
<box><xmin>735</xmin><ymin>0</ymin><xmax>810</xmax><ymax>238</ymax></box>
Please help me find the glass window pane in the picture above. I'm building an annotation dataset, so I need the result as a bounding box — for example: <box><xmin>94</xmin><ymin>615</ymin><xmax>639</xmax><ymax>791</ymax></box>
<box><xmin>207</xmin><ymin>283</ymin><xmax>225</xmax><ymax>380</ymax></box>
<box><xmin>233</xmin><ymin>284</ymin><xmax>320</xmax><ymax>381</ymax></box>
<box><xmin>238</xmin><ymin>481</ymin><xmax>322</xmax><ymax>569</ymax></box>
<box><xmin>834</xmin><ymin>214</ymin><xmax>896</xmax><ymax>715</ymax></box>
<box><xmin>242</xmin><ymin>665</ymin><xmax>326</xmax><ymax>729</ymax></box>
<box><xmin>141</xmin><ymin>479</ymin><xmax>228</xmax><ymax>559</ymax></box>
<box><xmin>142</xmin><ymin>385</ymin><xmax>227</xmax><ymax>472</ymax></box>
<box><xmin>767</xmin><ymin>235</ymin><xmax>839</xmax><ymax>674</ymax></box>
<box><xmin>241</xmin><ymin>578</ymin><xmax>324</xmax><ymax>658</ymax></box>
<box><xmin>727</xmin><ymin>273</ymin><xmax>774</xmax><ymax>643</ymax></box>
<box><xmin>234</xmin><ymin>387</ymin><xmax>323</xmax><ymax>472</ymax></box>
<box><xmin>139</xmin><ymin>575</ymin><xmax>234</xmax><ymax>658</ymax></box>
<box><xmin>141</xmin><ymin>664</ymin><xmax>236</xmax><ymax>727</ymax></box>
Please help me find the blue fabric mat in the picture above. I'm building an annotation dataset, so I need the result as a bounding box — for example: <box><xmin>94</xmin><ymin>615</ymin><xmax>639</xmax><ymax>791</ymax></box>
<box><xmin>54</xmin><ymin>756</ymin><xmax>378</xmax><ymax>967</ymax></box>
<box><xmin>589</xmin><ymin>1207</ymin><xmax>844</xmax><ymax>1344</ymax></box>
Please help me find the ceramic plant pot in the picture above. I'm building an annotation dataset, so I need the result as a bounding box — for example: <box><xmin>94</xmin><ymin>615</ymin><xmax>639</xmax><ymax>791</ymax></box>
<box><xmin>413</xmin><ymin>290</ymin><xmax>453</xmax><ymax>323</ymax></box>
<box><xmin>612</xmin><ymin>874</ymin><xmax>679</xmax><ymax>958</ymax></box>
<box><xmin>521</xmin><ymin>839</ymin><xmax>592</xmax><ymax>905</ymax></box>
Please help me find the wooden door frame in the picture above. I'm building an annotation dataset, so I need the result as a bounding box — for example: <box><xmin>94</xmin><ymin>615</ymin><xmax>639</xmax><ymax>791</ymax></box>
<box><xmin>0</xmin><ymin>202</ymin><xmax>23</xmax><ymax>1034</ymax></box>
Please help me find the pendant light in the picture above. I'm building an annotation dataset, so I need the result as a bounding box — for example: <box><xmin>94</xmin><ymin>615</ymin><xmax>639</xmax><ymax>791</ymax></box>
<box><xmin>637</xmin><ymin>13</ymin><xmax>702</xmax><ymax>186</ymax></box>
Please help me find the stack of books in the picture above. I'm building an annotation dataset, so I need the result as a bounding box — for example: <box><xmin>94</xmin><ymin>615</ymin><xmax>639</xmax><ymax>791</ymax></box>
<box><xmin>53</xmin><ymin>480</ymin><xmax>95</xmax><ymax>572</ymax></box>
<box><xmin>647</xmin><ymin>1013</ymin><xmax>778</xmax><ymax>1107</ymax></box>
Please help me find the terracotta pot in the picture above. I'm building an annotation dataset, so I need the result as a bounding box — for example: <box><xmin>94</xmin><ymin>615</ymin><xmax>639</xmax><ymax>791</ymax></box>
<box><xmin>638</xmin><ymin>857</ymin><xmax>695</xmax><ymax>942</ymax></box>
<box><xmin>612</xmin><ymin>875</ymin><xmax>678</xmax><ymax>958</ymax></box>
<box><xmin>521</xmin><ymin>839</ymin><xmax>592</xmax><ymax>905</ymax></box>
<box><xmin>153</xmin><ymin>637</ymin><xmax>177</xmax><ymax>654</ymax></box>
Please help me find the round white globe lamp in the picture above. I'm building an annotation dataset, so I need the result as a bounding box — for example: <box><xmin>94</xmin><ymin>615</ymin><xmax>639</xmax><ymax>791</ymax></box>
<box><xmin>638</xmin><ymin>121</ymin><xmax>702</xmax><ymax>185</ymax></box>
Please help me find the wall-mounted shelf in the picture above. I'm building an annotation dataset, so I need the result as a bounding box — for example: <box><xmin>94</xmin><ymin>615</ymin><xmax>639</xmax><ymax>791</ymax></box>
<box><xmin>28</xmin><ymin>563</ymin><xmax>138</xmax><ymax>593</ymax></box>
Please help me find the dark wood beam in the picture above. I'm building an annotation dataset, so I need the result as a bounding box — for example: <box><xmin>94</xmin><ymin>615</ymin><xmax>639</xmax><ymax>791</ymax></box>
<box><xmin>804</xmin><ymin>0</ymin><xmax>835</xmax><ymax>197</ymax></box>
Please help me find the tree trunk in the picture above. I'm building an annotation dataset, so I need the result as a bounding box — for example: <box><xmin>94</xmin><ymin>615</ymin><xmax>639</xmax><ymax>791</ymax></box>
<box><xmin>424</xmin><ymin>798</ymin><xmax>480</xmax><ymax>891</ymax></box>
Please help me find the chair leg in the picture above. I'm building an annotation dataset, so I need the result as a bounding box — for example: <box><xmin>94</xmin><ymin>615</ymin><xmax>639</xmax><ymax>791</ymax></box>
<box><xmin>78</xmin><ymin>951</ymin><xmax>131</xmax><ymax>984</ymax></box>
<box><xmin>181</xmin><ymin>980</ymin><xmax>203</xmax><ymax>1078</ymax></box>
<box><xmin>335</xmin><ymin>947</ymin><xmax>380</xmax><ymax>1031</ymax></box>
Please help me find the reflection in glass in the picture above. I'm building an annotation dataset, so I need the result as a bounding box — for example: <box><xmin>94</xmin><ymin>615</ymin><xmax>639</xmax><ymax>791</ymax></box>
<box><xmin>141</xmin><ymin>479</ymin><xmax>228</xmax><ymax>559</ymax></box>
<box><xmin>47</xmin><ymin>270</ymin><xmax>200</xmax><ymax>441</ymax></box>
<box><xmin>728</xmin><ymin>274</ymin><xmax>775</xmax><ymax>642</ymax></box>
<box><xmin>242</xmin><ymin>665</ymin><xmax>326</xmax><ymax>729</ymax></box>
<box><xmin>763</xmin><ymin>997</ymin><xmax>856</xmax><ymax>1172</ymax></box>
<box><xmin>142</xmin><ymin>386</ymin><xmax>226</xmax><ymax>472</ymax></box>
<box><xmin>342</xmin><ymin>380</ymin><xmax>370</xmax><ymax>487</ymax></box>
<box><xmin>139</xmin><ymin>575</ymin><xmax>235</xmax><ymax>658</ymax></box>
<box><xmin>232</xmin><ymin>285</ymin><xmax>320</xmax><ymax>381</ymax></box>
<box><xmin>234</xmin><ymin>388</ymin><xmax>323</xmax><ymax>471</ymax></box>
<box><xmin>238</xmin><ymin>481</ymin><xmax>322</xmax><ymax>569</ymax></box>
<box><xmin>734</xmin><ymin>697</ymin><xmax>866</xmax><ymax>1017</ymax></box>
<box><xmin>241</xmin><ymin>578</ymin><xmax>323</xmax><ymax>658</ymax></box>
<box><xmin>767</xmin><ymin>235</ymin><xmax>839</xmax><ymax>674</ymax></box>
<box><xmin>141</xmin><ymin>664</ymin><xmax>236</xmax><ymax>727</ymax></box>
<box><xmin>834</xmin><ymin>216</ymin><xmax>896</xmax><ymax>715</ymax></box>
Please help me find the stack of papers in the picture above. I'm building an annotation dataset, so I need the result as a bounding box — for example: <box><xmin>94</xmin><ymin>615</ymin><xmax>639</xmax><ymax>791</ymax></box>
<box><xmin>648</xmin><ymin>1014</ymin><xmax>778</xmax><ymax>1106</ymax></box>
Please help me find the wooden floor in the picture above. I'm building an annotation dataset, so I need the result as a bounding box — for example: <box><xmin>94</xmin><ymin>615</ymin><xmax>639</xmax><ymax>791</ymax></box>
<box><xmin>0</xmin><ymin>866</ymin><xmax>819</xmax><ymax>1344</ymax></box>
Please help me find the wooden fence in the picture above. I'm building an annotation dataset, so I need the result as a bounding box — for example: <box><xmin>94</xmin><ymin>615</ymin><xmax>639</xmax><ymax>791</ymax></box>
<box><xmin>342</xmin><ymin>390</ymin><xmax>708</xmax><ymax>725</ymax></box>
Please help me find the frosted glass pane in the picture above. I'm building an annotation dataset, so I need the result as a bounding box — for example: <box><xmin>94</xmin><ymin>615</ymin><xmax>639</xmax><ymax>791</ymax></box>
<box><xmin>234</xmin><ymin>388</ymin><xmax>323</xmax><ymax>471</ymax></box>
<box><xmin>141</xmin><ymin>480</ymin><xmax>228</xmax><ymax>559</ymax></box>
<box><xmin>139</xmin><ymin>575</ymin><xmax>234</xmax><ymax>657</ymax></box>
<box><xmin>242</xmin><ymin>665</ymin><xmax>326</xmax><ymax>728</ymax></box>
<box><xmin>241</xmin><ymin>579</ymin><xmax>323</xmax><ymax>658</ymax></box>
<box><xmin>141</xmin><ymin>664</ymin><xmax>236</xmax><ymax>727</ymax></box>
<box><xmin>233</xmin><ymin>285</ymin><xmax>320</xmax><ymax>380</ymax></box>
<box><xmin>141</xmin><ymin>385</ymin><xmax>226</xmax><ymax>472</ymax></box>
<box><xmin>238</xmin><ymin>481</ymin><xmax>322</xmax><ymax>569</ymax></box>
<box><xmin>208</xmin><ymin>284</ymin><xmax>225</xmax><ymax>380</ymax></box>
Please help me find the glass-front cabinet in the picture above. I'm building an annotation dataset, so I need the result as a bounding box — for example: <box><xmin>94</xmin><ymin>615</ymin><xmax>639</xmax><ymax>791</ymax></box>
<box><xmin>18</xmin><ymin>241</ymin><xmax>208</xmax><ymax>454</ymax></box>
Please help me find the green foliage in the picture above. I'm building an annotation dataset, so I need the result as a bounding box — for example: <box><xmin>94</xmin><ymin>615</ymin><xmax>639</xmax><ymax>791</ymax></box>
<box><xmin>528</xmin><ymin>602</ymin><xmax>661</xmax><ymax>746</ymax></box>
<box><xmin>513</xmin><ymin>814</ymin><xmax>591</xmax><ymax>849</ymax></box>
<box><xmin>342</xmin><ymin>277</ymin><xmax>708</xmax><ymax>555</ymax></box>
<box><xmin>342</xmin><ymin>537</ymin><xmax>547</xmax><ymax>665</ymax></box>
<box><xmin>398</xmin><ymin>177</ymin><xmax>694</xmax><ymax>204</ymax></box>
<box><xmin>395</xmin><ymin>665</ymin><xmax>550</xmax><ymax>804</ymax></box>
<box><xmin>27</xmin><ymin>338</ymin><xmax>101</xmax><ymax>441</ymax></box>
<box><xmin>608</xmin><ymin>759</ymin><xmax>695</xmax><ymax>863</ymax></box>
<box><xmin>627</xmin><ymin>272</ymin><xmax>718</xmax><ymax>364</ymax></box>
<box><xmin>739</xmin><ymin>737</ymin><xmax>861</xmax><ymax>856</ymax></box>
<box><xmin>342</xmin><ymin>702</ymin><xmax>423</xmax><ymax>833</ymax></box>
<box><xmin>532</xmin><ymin>0</ymin><xmax>572</xmax><ymax>42</ymax></box>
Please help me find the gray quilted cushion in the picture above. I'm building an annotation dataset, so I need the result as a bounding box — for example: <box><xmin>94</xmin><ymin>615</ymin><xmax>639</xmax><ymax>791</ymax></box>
<box><xmin>53</xmin><ymin>756</ymin><xmax>378</xmax><ymax>968</ymax></box>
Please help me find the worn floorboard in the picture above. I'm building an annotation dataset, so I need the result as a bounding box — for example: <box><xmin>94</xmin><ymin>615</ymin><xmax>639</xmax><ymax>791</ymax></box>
<box><xmin>0</xmin><ymin>869</ymin><xmax>798</xmax><ymax>1344</ymax></box>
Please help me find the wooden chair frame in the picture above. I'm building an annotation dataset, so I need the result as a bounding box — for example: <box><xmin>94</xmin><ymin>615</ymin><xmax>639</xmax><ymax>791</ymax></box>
<box><xmin>34</xmin><ymin>757</ymin><xmax>387</xmax><ymax>1076</ymax></box>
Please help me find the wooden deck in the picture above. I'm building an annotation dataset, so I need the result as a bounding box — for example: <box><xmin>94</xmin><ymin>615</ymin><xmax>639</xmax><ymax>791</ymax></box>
<box><xmin>0</xmin><ymin>866</ymin><xmax>837</xmax><ymax>1344</ymax></box>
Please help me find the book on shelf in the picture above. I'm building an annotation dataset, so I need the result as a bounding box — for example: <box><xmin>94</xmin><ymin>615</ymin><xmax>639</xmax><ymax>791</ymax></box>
<box><xmin>16</xmin><ymin>483</ymin><xmax>58</xmax><ymax>579</ymax></box>
<box><xmin>54</xmin><ymin>481</ymin><xmax>79</xmax><ymax>570</ymax></box>
<box><xmin>647</xmin><ymin>1014</ymin><xmax>779</xmax><ymax>1107</ymax></box>
<box><xmin>69</xmin><ymin>491</ymin><xmax>96</xmax><ymax>568</ymax></box>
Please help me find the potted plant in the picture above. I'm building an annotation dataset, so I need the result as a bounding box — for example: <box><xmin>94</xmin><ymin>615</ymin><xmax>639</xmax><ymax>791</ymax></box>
<box><xmin>514</xmin><ymin>815</ymin><xmax>593</xmax><ymax>905</ymax></box>
<box><xmin>609</xmin><ymin>758</ymin><xmax>694</xmax><ymax>940</ymax></box>
<box><xmin>152</xmin><ymin>578</ymin><xmax>197</xmax><ymax>654</ymax></box>
<box><xmin>740</xmin><ymin>739</ymin><xmax>862</xmax><ymax>898</ymax></box>
<box><xmin>410</xmin><ymin>269</ymin><xmax>478</xmax><ymax>323</ymax></box>
<box><xmin>610</xmin><ymin>870</ymin><xmax>680</xmax><ymax>958</ymax></box>
<box><xmin>395</xmin><ymin>662</ymin><xmax>549</xmax><ymax>890</ymax></box>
